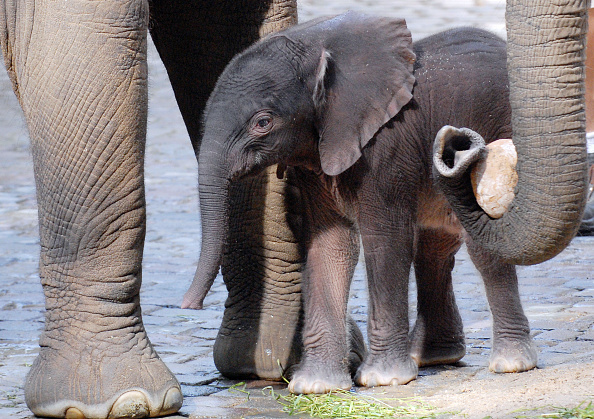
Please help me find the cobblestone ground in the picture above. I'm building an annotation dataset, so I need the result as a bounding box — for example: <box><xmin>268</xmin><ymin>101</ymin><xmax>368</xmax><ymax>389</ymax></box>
<box><xmin>1</xmin><ymin>1</ymin><xmax>593</xmax><ymax>418</ymax></box>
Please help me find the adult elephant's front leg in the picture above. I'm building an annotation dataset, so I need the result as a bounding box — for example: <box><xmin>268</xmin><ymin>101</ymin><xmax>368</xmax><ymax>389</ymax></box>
<box><xmin>215</xmin><ymin>169</ymin><xmax>307</xmax><ymax>379</ymax></box>
<box><xmin>1</xmin><ymin>1</ymin><xmax>182</xmax><ymax>418</ymax></box>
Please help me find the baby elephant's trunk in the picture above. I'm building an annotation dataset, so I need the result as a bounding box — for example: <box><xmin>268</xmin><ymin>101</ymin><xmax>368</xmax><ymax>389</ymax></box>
<box><xmin>182</xmin><ymin>139</ymin><xmax>230</xmax><ymax>309</ymax></box>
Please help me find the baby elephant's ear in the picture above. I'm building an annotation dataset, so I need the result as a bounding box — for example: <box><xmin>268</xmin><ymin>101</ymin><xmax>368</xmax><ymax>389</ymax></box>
<box><xmin>313</xmin><ymin>12</ymin><xmax>416</xmax><ymax>176</ymax></box>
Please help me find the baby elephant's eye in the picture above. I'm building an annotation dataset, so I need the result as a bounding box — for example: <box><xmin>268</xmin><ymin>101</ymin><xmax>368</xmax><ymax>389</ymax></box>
<box><xmin>253</xmin><ymin>115</ymin><xmax>273</xmax><ymax>134</ymax></box>
<box><xmin>257</xmin><ymin>118</ymin><xmax>271</xmax><ymax>128</ymax></box>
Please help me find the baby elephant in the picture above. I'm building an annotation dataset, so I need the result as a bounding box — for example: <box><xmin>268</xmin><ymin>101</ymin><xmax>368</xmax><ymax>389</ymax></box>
<box><xmin>186</xmin><ymin>12</ymin><xmax>536</xmax><ymax>393</ymax></box>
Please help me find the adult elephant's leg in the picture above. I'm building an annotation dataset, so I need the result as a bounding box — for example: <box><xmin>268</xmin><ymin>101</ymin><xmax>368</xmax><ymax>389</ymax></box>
<box><xmin>148</xmin><ymin>0</ymin><xmax>298</xmax><ymax>141</ymax></box>
<box><xmin>148</xmin><ymin>1</ymin><xmax>306</xmax><ymax>379</ymax></box>
<box><xmin>1</xmin><ymin>1</ymin><xmax>182</xmax><ymax>418</ymax></box>
<box><xmin>217</xmin><ymin>169</ymin><xmax>307</xmax><ymax>379</ymax></box>
<box><xmin>410</xmin><ymin>228</ymin><xmax>466</xmax><ymax>366</ymax></box>
<box><xmin>466</xmin><ymin>236</ymin><xmax>537</xmax><ymax>373</ymax></box>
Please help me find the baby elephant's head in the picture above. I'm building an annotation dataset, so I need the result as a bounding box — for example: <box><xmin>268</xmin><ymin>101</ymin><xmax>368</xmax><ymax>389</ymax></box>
<box><xmin>183</xmin><ymin>11</ymin><xmax>416</xmax><ymax>310</ymax></box>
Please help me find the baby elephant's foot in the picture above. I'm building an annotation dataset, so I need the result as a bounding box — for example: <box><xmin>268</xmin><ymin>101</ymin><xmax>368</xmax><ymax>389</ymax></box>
<box><xmin>409</xmin><ymin>311</ymin><xmax>466</xmax><ymax>367</ymax></box>
<box><xmin>410</xmin><ymin>340</ymin><xmax>466</xmax><ymax>367</ymax></box>
<box><xmin>354</xmin><ymin>353</ymin><xmax>418</xmax><ymax>387</ymax></box>
<box><xmin>409</xmin><ymin>329</ymin><xmax>466</xmax><ymax>367</ymax></box>
<box><xmin>288</xmin><ymin>359</ymin><xmax>352</xmax><ymax>394</ymax></box>
<box><xmin>25</xmin><ymin>334</ymin><xmax>182</xmax><ymax>418</ymax></box>
<box><xmin>490</xmin><ymin>336</ymin><xmax>537</xmax><ymax>373</ymax></box>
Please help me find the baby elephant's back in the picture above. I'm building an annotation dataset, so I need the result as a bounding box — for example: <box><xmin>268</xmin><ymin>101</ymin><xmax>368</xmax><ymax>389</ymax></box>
<box><xmin>411</xmin><ymin>27</ymin><xmax>512</xmax><ymax>145</ymax></box>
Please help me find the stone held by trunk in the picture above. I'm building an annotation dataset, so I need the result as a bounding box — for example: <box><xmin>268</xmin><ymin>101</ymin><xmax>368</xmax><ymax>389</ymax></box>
<box><xmin>470</xmin><ymin>139</ymin><xmax>518</xmax><ymax>219</ymax></box>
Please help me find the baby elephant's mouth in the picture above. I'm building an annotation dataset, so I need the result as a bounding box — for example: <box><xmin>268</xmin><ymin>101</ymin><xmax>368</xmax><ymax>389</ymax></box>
<box><xmin>229</xmin><ymin>152</ymin><xmax>276</xmax><ymax>182</ymax></box>
<box><xmin>230</xmin><ymin>166</ymin><xmax>264</xmax><ymax>182</ymax></box>
<box><xmin>276</xmin><ymin>163</ymin><xmax>287</xmax><ymax>180</ymax></box>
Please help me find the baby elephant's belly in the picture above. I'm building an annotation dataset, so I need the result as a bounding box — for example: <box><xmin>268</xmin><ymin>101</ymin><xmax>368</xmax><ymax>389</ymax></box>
<box><xmin>417</xmin><ymin>191</ymin><xmax>462</xmax><ymax>236</ymax></box>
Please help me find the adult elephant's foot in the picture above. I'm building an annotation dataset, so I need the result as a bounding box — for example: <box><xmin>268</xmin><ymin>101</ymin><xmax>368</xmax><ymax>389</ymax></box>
<box><xmin>489</xmin><ymin>335</ymin><xmax>537</xmax><ymax>373</ymax></box>
<box><xmin>25</xmin><ymin>326</ymin><xmax>182</xmax><ymax>418</ymax></box>
<box><xmin>409</xmin><ymin>317</ymin><xmax>466</xmax><ymax>367</ymax></box>
<box><xmin>354</xmin><ymin>353</ymin><xmax>418</xmax><ymax>387</ymax></box>
<box><xmin>288</xmin><ymin>358</ymin><xmax>352</xmax><ymax>394</ymax></box>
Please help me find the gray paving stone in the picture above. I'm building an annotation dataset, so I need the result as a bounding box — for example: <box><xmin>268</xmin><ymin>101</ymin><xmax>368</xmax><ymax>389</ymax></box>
<box><xmin>535</xmin><ymin>329</ymin><xmax>582</xmax><ymax>342</ymax></box>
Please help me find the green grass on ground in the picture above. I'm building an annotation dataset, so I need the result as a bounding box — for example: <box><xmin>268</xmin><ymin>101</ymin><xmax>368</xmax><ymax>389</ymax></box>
<box><xmin>230</xmin><ymin>382</ymin><xmax>593</xmax><ymax>419</ymax></box>
<box><xmin>513</xmin><ymin>401</ymin><xmax>594</xmax><ymax>419</ymax></box>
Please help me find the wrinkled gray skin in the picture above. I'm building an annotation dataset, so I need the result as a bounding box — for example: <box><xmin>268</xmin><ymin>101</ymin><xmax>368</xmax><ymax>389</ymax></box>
<box><xmin>188</xmin><ymin>4</ymin><xmax>589</xmax><ymax>394</ymax></box>
<box><xmin>0</xmin><ymin>0</ymin><xmax>588</xmax><ymax>416</ymax></box>
<box><xmin>0</xmin><ymin>0</ymin><xmax>308</xmax><ymax>418</ymax></box>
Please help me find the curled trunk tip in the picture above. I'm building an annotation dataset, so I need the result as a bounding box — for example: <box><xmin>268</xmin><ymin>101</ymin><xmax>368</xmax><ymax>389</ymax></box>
<box><xmin>433</xmin><ymin>125</ymin><xmax>486</xmax><ymax>178</ymax></box>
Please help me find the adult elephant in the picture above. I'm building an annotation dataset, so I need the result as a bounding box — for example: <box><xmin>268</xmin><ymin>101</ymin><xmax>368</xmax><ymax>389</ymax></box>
<box><xmin>0</xmin><ymin>1</ymin><xmax>308</xmax><ymax>418</ymax></box>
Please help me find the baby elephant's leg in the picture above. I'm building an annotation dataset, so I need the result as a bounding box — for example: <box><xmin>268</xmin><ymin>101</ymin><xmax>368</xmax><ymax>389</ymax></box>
<box><xmin>288</xmin><ymin>175</ymin><xmax>363</xmax><ymax>394</ymax></box>
<box><xmin>288</xmin><ymin>222</ymin><xmax>361</xmax><ymax>394</ymax></box>
<box><xmin>466</xmin><ymin>235</ymin><xmax>537</xmax><ymax>373</ymax></box>
<box><xmin>410</xmin><ymin>228</ymin><xmax>466</xmax><ymax>366</ymax></box>
<box><xmin>354</xmin><ymin>200</ymin><xmax>418</xmax><ymax>387</ymax></box>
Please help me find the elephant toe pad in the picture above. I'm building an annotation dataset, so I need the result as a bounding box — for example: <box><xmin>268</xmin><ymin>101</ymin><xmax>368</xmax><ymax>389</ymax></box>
<box><xmin>354</xmin><ymin>354</ymin><xmax>418</xmax><ymax>387</ymax></box>
<box><xmin>288</xmin><ymin>361</ymin><xmax>352</xmax><ymax>394</ymax></box>
<box><xmin>489</xmin><ymin>339</ymin><xmax>537</xmax><ymax>373</ymax></box>
<box><xmin>30</xmin><ymin>387</ymin><xmax>182</xmax><ymax>419</ymax></box>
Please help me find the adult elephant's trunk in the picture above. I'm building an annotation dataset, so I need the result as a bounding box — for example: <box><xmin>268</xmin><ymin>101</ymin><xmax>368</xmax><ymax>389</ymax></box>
<box><xmin>434</xmin><ymin>0</ymin><xmax>589</xmax><ymax>265</ymax></box>
<box><xmin>182</xmin><ymin>135</ymin><xmax>229</xmax><ymax>309</ymax></box>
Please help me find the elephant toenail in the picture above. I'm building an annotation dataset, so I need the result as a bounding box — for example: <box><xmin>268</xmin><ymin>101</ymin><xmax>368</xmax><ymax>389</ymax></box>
<box><xmin>312</xmin><ymin>382</ymin><xmax>325</xmax><ymax>394</ymax></box>
<box><xmin>65</xmin><ymin>407</ymin><xmax>85</xmax><ymax>419</ymax></box>
<box><xmin>109</xmin><ymin>391</ymin><xmax>148</xmax><ymax>419</ymax></box>
<box><xmin>162</xmin><ymin>387</ymin><xmax>183</xmax><ymax>414</ymax></box>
